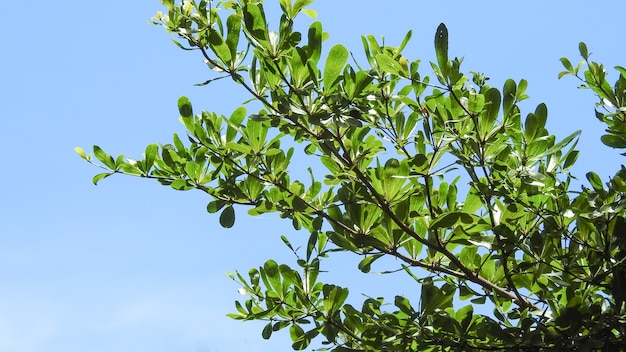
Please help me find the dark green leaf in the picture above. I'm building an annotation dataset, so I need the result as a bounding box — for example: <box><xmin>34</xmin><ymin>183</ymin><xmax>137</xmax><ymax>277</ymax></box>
<box><xmin>357</xmin><ymin>254</ymin><xmax>383</xmax><ymax>273</ymax></box>
<box><xmin>178</xmin><ymin>96</ymin><xmax>193</xmax><ymax>117</ymax></box>
<box><xmin>243</xmin><ymin>3</ymin><xmax>268</xmax><ymax>44</ymax></box>
<box><xmin>563</xmin><ymin>150</ymin><xmax>579</xmax><ymax>170</ymax></box>
<box><xmin>601</xmin><ymin>134</ymin><xmax>626</xmax><ymax>149</ymax></box>
<box><xmin>434</xmin><ymin>23</ymin><xmax>449</xmax><ymax>77</ymax></box>
<box><xmin>262</xmin><ymin>322</ymin><xmax>273</xmax><ymax>339</ymax></box>
<box><xmin>394</xmin><ymin>295</ymin><xmax>415</xmax><ymax>315</ymax></box>
<box><xmin>220</xmin><ymin>206</ymin><xmax>236</xmax><ymax>228</ymax></box>
<box><xmin>207</xmin><ymin>200</ymin><xmax>226</xmax><ymax>213</ymax></box>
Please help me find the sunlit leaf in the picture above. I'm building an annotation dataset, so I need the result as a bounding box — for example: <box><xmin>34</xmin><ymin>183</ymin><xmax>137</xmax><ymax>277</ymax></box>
<box><xmin>323</xmin><ymin>44</ymin><xmax>348</xmax><ymax>92</ymax></box>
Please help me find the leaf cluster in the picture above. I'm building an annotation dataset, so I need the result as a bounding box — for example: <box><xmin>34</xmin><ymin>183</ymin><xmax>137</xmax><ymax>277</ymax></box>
<box><xmin>77</xmin><ymin>1</ymin><xmax>626</xmax><ymax>350</ymax></box>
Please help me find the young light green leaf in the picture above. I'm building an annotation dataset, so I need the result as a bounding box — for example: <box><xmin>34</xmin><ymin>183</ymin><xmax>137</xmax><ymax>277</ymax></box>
<box><xmin>75</xmin><ymin>147</ymin><xmax>87</xmax><ymax>160</ymax></box>
<box><xmin>375</xmin><ymin>54</ymin><xmax>403</xmax><ymax>76</ymax></box>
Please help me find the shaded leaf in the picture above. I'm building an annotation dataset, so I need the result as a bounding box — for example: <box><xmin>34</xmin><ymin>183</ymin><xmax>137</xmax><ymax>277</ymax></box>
<box><xmin>220</xmin><ymin>205</ymin><xmax>236</xmax><ymax>228</ymax></box>
<box><xmin>178</xmin><ymin>96</ymin><xmax>193</xmax><ymax>117</ymax></box>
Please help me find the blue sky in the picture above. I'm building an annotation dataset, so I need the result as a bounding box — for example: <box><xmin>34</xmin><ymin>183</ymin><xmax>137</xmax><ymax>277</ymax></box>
<box><xmin>1</xmin><ymin>1</ymin><xmax>624</xmax><ymax>351</ymax></box>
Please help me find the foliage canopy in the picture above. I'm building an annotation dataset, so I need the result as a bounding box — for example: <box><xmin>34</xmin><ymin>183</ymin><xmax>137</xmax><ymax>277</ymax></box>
<box><xmin>77</xmin><ymin>0</ymin><xmax>626</xmax><ymax>350</ymax></box>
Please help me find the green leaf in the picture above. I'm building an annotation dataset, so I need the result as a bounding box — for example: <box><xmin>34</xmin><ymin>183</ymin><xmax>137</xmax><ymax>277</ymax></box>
<box><xmin>601</xmin><ymin>134</ymin><xmax>626</xmax><ymax>149</ymax></box>
<box><xmin>394</xmin><ymin>295</ymin><xmax>415</xmax><ymax>315</ymax></box>
<box><xmin>207</xmin><ymin>200</ymin><xmax>226</xmax><ymax>213</ymax></box>
<box><xmin>323</xmin><ymin>44</ymin><xmax>348</xmax><ymax>92</ymax></box>
<box><xmin>225</xmin><ymin>142</ymin><xmax>252</xmax><ymax>154</ymax></box>
<box><xmin>323</xmin><ymin>284</ymin><xmax>349</xmax><ymax>313</ymax></box>
<box><xmin>305</xmin><ymin>21</ymin><xmax>322</xmax><ymax>64</ymax></box>
<box><xmin>532</xmin><ymin>130</ymin><xmax>581</xmax><ymax>160</ymax></box>
<box><xmin>293</xmin><ymin>0</ymin><xmax>314</xmax><ymax>14</ymax></box>
<box><xmin>74</xmin><ymin>147</ymin><xmax>87</xmax><ymax>160</ymax></box>
<box><xmin>434</xmin><ymin>23</ymin><xmax>449</xmax><ymax>77</ymax></box>
<box><xmin>358</xmin><ymin>254</ymin><xmax>383</xmax><ymax>273</ymax></box>
<box><xmin>262</xmin><ymin>322</ymin><xmax>273</xmax><ymax>339</ymax></box>
<box><xmin>579</xmin><ymin>42</ymin><xmax>589</xmax><ymax>59</ymax></box>
<box><xmin>375</xmin><ymin>54</ymin><xmax>403</xmax><ymax>76</ymax></box>
<box><xmin>483</xmin><ymin>87</ymin><xmax>501</xmax><ymax>126</ymax></box>
<box><xmin>586</xmin><ymin>172</ymin><xmax>604</xmax><ymax>191</ymax></box>
<box><xmin>289</xmin><ymin>323</ymin><xmax>305</xmax><ymax>343</ymax></box>
<box><xmin>263</xmin><ymin>260</ymin><xmax>281</xmax><ymax>292</ymax></box>
<box><xmin>301</xmin><ymin>8</ymin><xmax>317</xmax><ymax>18</ymax></box>
<box><xmin>456</xmin><ymin>304</ymin><xmax>474</xmax><ymax>331</ymax></box>
<box><xmin>524</xmin><ymin>113</ymin><xmax>538</xmax><ymax>142</ymax></box>
<box><xmin>396</xmin><ymin>30</ymin><xmax>413</xmax><ymax>54</ymax></box>
<box><xmin>420</xmin><ymin>278</ymin><xmax>453</xmax><ymax>316</ymax></box>
<box><xmin>430</xmin><ymin>212</ymin><xmax>491</xmax><ymax>232</ymax></box>
<box><xmin>560</xmin><ymin>57</ymin><xmax>574</xmax><ymax>72</ymax></box>
<box><xmin>170</xmin><ymin>39</ymin><xmax>194</xmax><ymax>51</ymax></box>
<box><xmin>144</xmin><ymin>144</ymin><xmax>158</xmax><ymax>173</ymax></box>
<box><xmin>563</xmin><ymin>150</ymin><xmax>579</xmax><ymax>170</ymax></box>
<box><xmin>467</xmin><ymin>92</ymin><xmax>485</xmax><ymax>113</ymax></box>
<box><xmin>208</xmin><ymin>28</ymin><xmax>232</xmax><ymax>64</ymax></box>
<box><xmin>462</xmin><ymin>191</ymin><xmax>483</xmax><ymax>214</ymax></box>
<box><xmin>226</xmin><ymin>107</ymin><xmax>246</xmax><ymax>142</ymax></box>
<box><xmin>170</xmin><ymin>179</ymin><xmax>193</xmax><ymax>190</ymax></box>
<box><xmin>93</xmin><ymin>145</ymin><xmax>115</xmax><ymax>169</ymax></box>
<box><xmin>225</xmin><ymin>13</ymin><xmax>242</xmax><ymax>63</ymax></box>
<box><xmin>220</xmin><ymin>206</ymin><xmax>236</xmax><ymax>228</ymax></box>
<box><xmin>92</xmin><ymin>172</ymin><xmax>112</xmax><ymax>185</ymax></box>
<box><xmin>243</xmin><ymin>3</ymin><xmax>268</xmax><ymax>45</ymax></box>
<box><xmin>178</xmin><ymin>96</ymin><xmax>193</xmax><ymax>117</ymax></box>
